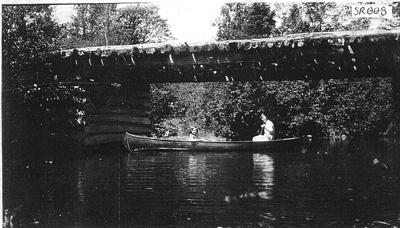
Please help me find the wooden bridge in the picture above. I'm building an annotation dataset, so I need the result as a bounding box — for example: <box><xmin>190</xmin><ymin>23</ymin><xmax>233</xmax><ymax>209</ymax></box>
<box><xmin>50</xmin><ymin>30</ymin><xmax>400</xmax><ymax>145</ymax></box>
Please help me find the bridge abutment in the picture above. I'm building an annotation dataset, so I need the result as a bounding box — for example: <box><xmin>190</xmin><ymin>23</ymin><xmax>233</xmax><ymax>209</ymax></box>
<box><xmin>83</xmin><ymin>79</ymin><xmax>152</xmax><ymax>145</ymax></box>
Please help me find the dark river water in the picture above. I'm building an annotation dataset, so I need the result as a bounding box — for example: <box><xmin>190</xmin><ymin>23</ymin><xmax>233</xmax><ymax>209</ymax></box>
<box><xmin>3</xmin><ymin>137</ymin><xmax>400</xmax><ymax>228</ymax></box>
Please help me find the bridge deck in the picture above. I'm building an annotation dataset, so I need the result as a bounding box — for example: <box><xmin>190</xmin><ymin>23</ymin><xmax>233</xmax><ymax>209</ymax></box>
<box><xmin>53</xmin><ymin>30</ymin><xmax>400</xmax><ymax>83</ymax></box>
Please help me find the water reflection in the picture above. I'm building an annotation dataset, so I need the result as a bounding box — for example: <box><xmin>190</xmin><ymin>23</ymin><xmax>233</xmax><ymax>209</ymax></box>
<box><xmin>224</xmin><ymin>154</ymin><xmax>275</xmax><ymax>204</ymax></box>
<box><xmin>185</xmin><ymin>155</ymin><xmax>212</xmax><ymax>186</ymax></box>
<box><xmin>3</xmin><ymin>137</ymin><xmax>400</xmax><ymax>227</ymax></box>
<box><xmin>253</xmin><ymin>154</ymin><xmax>274</xmax><ymax>194</ymax></box>
<box><xmin>121</xmin><ymin>152</ymin><xmax>259</xmax><ymax>226</ymax></box>
<box><xmin>72</xmin><ymin>155</ymin><xmax>121</xmax><ymax>226</ymax></box>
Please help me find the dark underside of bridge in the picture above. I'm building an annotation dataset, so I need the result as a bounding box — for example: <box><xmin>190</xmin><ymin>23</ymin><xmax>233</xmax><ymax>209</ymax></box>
<box><xmin>50</xmin><ymin>30</ymin><xmax>400</xmax><ymax>145</ymax></box>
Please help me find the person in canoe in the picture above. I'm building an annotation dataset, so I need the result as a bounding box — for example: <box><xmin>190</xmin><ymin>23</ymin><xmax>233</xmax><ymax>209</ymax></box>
<box><xmin>188</xmin><ymin>127</ymin><xmax>201</xmax><ymax>140</ymax></box>
<box><xmin>252</xmin><ymin>113</ymin><xmax>275</xmax><ymax>141</ymax></box>
<box><xmin>188</xmin><ymin>126</ymin><xmax>214</xmax><ymax>141</ymax></box>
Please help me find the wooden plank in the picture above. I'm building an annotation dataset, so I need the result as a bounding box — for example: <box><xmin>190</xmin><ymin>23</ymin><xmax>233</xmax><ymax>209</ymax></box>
<box><xmin>124</xmin><ymin>89</ymin><xmax>151</xmax><ymax>99</ymax></box>
<box><xmin>86</xmin><ymin>114</ymin><xmax>151</xmax><ymax>125</ymax></box>
<box><xmin>85</xmin><ymin>133</ymin><xmax>125</xmax><ymax>145</ymax></box>
<box><xmin>85</xmin><ymin>124</ymin><xmax>152</xmax><ymax>134</ymax></box>
<box><xmin>85</xmin><ymin>106</ymin><xmax>151</xmax><ymax>116</ymax></box>
<box><xmin>124</xmin><ymin>80</ymin><xmax>151</xmax><ymax>90</ymax></box>
<box><xmin>107</xmin><ymin>97</ymin><xmax>152</xmax><ymax>109</ymax></box>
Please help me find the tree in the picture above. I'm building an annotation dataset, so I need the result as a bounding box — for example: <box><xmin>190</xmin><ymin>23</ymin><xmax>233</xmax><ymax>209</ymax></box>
<box><xmin>60</xmin><ymin>4</ymin><xmax>118</xmax><ymax>48</ymax></box>
<box><xmin>112</xmin><ymin>5</ymin><xmax>173</xmax><ymax>44</ymax></box>
<box><xmin>213</xmin><ymin>3</ymin><xmax>250</xmax><ymax>40</ymax></box>
<box><xmin>242</xmin><ymin>3</ymin><xmax>276</xmax><ymax>38</ymax></box>
<box><xmin>2</xmin><ymin>5</ymin><xmax>58</xmax><ymax>140</ymax></box>
<box><xmin>276</xmin><ymin>2</ymin><xmax>374</xmax><ymax>35</ymax></box>
<box><xmin>278</xmin><ymin>3</ymin><xmax>343</xmax><ymax>34</ymax></box>
<box><xmin>61</xmin><ymin>4</ymin><xmax>173</xmax><ymax>48</ymax></box>
<box><xmin>279</xmin><ymin>4</ymin><xmax>307</xmax><ymax>34</ymax></box>
<box><xmin>213</xmin><ymin>2</ymin><xmax>277</xmax><ymax>40</ymax></box>
<box><xmin>2</xmin><ymin>5</ymin><xmax>85</xmax><ymax>151</ymax></box>
<box><xmin>2</xmin><ymin>5</ymin><xmax>60</xmax><ymax>89</ymax></box>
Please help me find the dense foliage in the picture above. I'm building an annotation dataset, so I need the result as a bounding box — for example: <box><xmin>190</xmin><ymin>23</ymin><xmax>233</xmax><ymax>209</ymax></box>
<box><xmin>2</xmin><ymin>5</ymin><xmax>86</xmax><ymax>150</ymax></box>
<box><xmin>60</xmin><ymin>4</ymin><xmax>173</xmax><ymax>48</ymax></box>
<box><xmin>60</xmin><ymin>4</ymin><xmax>118</xmax><ymax>47</ymax></box>
<box><xmin>115</xmin><ymin>5</ymin><xmax>174</xmax><ymax>44</ymax></box>
<box><xmin>212</xmin><ymin>3</ymin><xmax>276</xmax><ymax>40</ymax></box>
<box><xmin>151</xmin><ymin>78</ymin><xmax>394</xmax><ymax>140</ymax></box>
<box><xmin>2</xmin><ymin>5</ymin><xmax>59</xmax><ymax>89</ymax></box>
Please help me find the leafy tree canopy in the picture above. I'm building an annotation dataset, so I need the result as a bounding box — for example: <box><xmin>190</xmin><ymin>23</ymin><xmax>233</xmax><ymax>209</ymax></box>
<box><xmin>60</xmin><ymin>4</ymin><xmax>174</xmax><ymax>48</ymax></box>
<box><xmin>243</xmin><ymin>3</ymin><xmax>276</xmax><ymax>38</ymax></box>
<box><xmin>2</xmin><ymin>5</ymin><xmax>85</xmax><ymax>149</ymax></box>
<box><xmin>115</xmin><ymin>5</ymin><xmax>174</xmax><ymax>44</ymax></box>
<box><xmin>213</xmin><ymin>2</ymin><xmax>276</xmax><ymax>40</ymax></box>
<box><xmin>2</xmin><ymin>5</ymin><xmax>60</xmax><ymax>90</ymax></box>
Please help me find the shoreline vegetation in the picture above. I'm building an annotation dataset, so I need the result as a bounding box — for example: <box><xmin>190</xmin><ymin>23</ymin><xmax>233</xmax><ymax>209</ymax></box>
<box><xmin>150</xmin><ymin>79</ymin><xmax>397</xmax><ymax>141</ymax></box>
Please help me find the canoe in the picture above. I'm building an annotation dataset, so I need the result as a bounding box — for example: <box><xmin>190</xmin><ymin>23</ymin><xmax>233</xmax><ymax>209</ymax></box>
<box><xmin>124</xmin><ymin>132</ymin><xmax>312</xmax><ymax>152</ymax></box>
